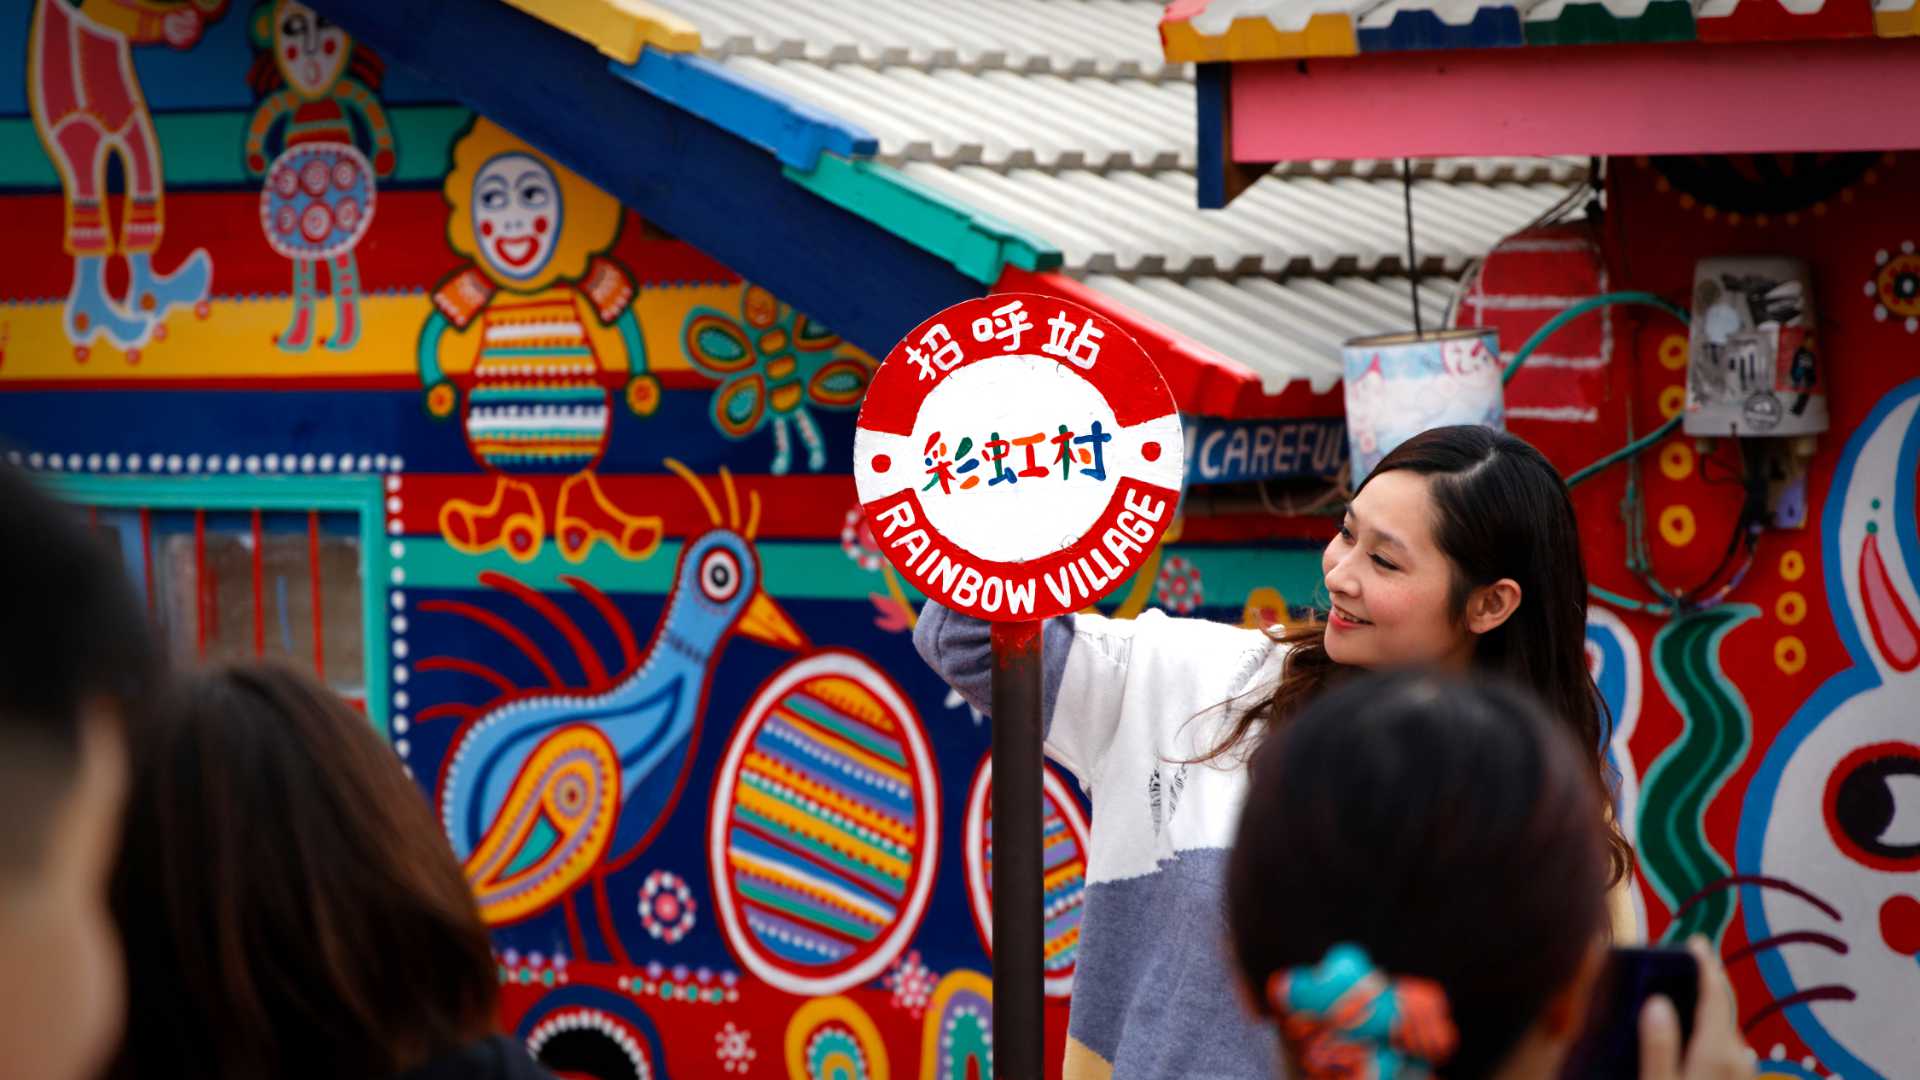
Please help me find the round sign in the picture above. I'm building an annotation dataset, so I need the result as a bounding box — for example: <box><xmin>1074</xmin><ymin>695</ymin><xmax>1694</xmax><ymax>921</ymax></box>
<box><xmin>854</xmin><ymin>294</ymin><xmax>1184</xmax><ymax>622</ymax></box>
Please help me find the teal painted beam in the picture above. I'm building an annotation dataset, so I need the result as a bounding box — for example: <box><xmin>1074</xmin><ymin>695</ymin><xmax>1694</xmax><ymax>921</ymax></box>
<box><xmin>395</xmin><ymin>533</ymin><xmax>1322</xmax><ymax>612</ymax></box>
<box><xmin>783</xmin><ymin>154</ymin><xmax>1063</xmax><ymax>285</ymax></box>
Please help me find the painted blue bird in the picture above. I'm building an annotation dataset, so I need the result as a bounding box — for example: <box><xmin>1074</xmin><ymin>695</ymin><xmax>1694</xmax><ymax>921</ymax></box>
<box><xmin>436</xmin><ymin>464</ymin><xmax>806</xmax><ymax>925</ymax></box>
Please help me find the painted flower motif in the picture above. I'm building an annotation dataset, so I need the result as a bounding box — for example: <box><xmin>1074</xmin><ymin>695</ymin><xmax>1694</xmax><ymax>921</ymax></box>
<box><xmin>638</xmin><ymin>869</ymin><xmax>697</xmax><ymax>944</ymax></box>
<box><xmin>1156</xmin><ymin>555</ymin><xmax>1203</xmax><ymax>615</ymax></box>
<box><xmin>626</xmin><ymin>374</ymin><xmax>662</xmax><ymax>416</ymax></box>
<box><xmin>841</xmin><ymin>506</ymin><xmax>882</xmax><ymax>572</ymax></box>
<box><xmin>683</xmin><ymin>284</ymin><xmax>874</xmax><ymax>474</ymax></box>
<box><xmin>1866</xmin><ymin>242</ymin><xmax>1920</xmax><ymax>332</ymax></box>
<box><xmin>884</xmin><ymin>950</ymin><xmax>937</xmax><ymax>1017</ymax></box>
<box><xmin>715</xmin><ymin>1021</ymin><xmax>756</xmax><ymax>1073</ymax></box>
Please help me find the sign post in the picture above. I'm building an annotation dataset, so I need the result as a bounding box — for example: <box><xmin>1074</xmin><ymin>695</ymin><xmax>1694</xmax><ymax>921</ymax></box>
<box><xmin>855</xmin><ymin>294</ymin><xmax>1183</xmax><ymax>1078</ymax></box>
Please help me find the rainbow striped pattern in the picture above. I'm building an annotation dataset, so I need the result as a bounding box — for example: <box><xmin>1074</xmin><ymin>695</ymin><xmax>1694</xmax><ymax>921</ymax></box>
<box><xmin>984</xmin><ymin>779</ymin><xmax>1089</xmax><ymax>984</ymax></box>
<box><xmin>464</xmin><ymin>293</ymin><xmax>611</xmax><ymax>473</ymax></box>
<box><xmin>722</xmin><ymin>673</ymin><xmax>926</xmax><ymax>975</ymax></box>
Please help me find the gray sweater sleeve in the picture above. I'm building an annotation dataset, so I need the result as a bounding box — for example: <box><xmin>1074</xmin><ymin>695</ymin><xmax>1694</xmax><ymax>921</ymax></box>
<box><xmin>911</xmin><ymin>601</ymin><xmax>1074</xmax><ymax>735</ymax></box>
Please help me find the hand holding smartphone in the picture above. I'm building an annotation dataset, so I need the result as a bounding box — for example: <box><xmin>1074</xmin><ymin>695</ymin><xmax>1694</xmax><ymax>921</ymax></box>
<box><xmin>1561</xmin><ymin>938</ymin><xmax>1754</xmax><ymax>1079</ymax></box>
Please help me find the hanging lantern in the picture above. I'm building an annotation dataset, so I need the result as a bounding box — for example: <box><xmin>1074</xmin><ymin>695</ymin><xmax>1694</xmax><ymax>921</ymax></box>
<box><xmin>1342</xmin><ymin>327</ymin><xmax>1504</xmax><ymax>483</ymax></box>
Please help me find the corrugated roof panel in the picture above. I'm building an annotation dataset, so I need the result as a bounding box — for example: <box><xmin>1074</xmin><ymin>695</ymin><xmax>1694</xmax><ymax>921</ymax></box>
<box><xmin>1098</xmin><ymin>274</ymin><xmax>1342</xmax><ymax>393</ymax></box>
<box><xmin>693</xmin><ymin>0</ymin><xmax>1187</xmax><ymax>80</ymax></box>
<box><xmin>719</xmin><ymin>57</ymin><xmax>1196</xmax><ymax>172</ymax></box>
<box><xmin>652</xmin><ymin>0</ymin><xmax>1587</xmax><ymax>406</ymax></box>
<box><xmin>897</xmin><ymin>166</ymin><xmax>1570</xmax><ymax>278</ymax></box>
<box><xmin>1086</xmin><ymin>273</ymin><xmax>1455</xmax><ymax>395</ymax></box>
<box><xmin>1307</xmin><ymin>157</ymin><xmax>1589</xmax><ymax>183</ymax></box>
<box><xmin>1186</xmin><ymin>0</ymin><xmax>1379</xmax><ymax>34</ymax></box>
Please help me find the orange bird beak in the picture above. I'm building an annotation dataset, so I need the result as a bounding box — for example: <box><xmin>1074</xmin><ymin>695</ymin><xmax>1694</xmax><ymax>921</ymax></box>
<box><xmin>738</xmin><ymin>589</ymin><xmax>808</xmax><ymax>652</ymax></box>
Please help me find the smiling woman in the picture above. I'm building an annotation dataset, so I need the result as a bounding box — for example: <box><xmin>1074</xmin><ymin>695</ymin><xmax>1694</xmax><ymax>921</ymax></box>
<box><xmin>913</xmin><ymin>424</ymin><xmax>1635</xmax><ymax>1080</ymax></box>
<box><xmin>1320</xmin><ymin>470</ymin><xmax>1523</xmax><ymax>671</ymax></box>
<box><xmin>1216</xmin><ymin>428</ymin><xmax>1617</xmax><ymax>805</ymax></box>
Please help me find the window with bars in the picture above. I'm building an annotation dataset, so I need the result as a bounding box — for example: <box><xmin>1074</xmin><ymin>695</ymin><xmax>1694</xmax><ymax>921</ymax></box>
<box><xmin>89</xmin><ymin>506</ymin><xmax>367</xmax><ymax>705</ymax></box>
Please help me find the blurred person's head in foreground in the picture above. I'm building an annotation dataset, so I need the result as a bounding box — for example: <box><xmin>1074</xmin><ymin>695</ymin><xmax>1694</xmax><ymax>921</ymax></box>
<box><xmin>108</xmin><ymin>661</ymin><xmax>533</xmax><ymax>1079</ymax></box>
<box><xmin>1227</xmin><ymin>670</ymin><xmax>1613</xmax><ymax>1079</ymax></box>
<box><xmin>0</xmin><ymin>464</ymin><xmax>156</xmax><ymax>1080</ymax></box>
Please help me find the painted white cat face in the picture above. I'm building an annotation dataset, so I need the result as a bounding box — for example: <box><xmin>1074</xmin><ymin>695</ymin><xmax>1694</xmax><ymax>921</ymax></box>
<box><xmin>471</xmin><ymin>153</ymin><xmax>561</xmax><ymax>282</ymax></box>
<box><xmin>1742</xmin><ymin>382</ymin><xmax>1920</xmax><ymax>1078</ymax></box>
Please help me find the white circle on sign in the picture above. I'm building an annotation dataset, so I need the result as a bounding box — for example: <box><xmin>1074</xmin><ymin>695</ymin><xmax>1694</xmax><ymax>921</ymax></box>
<box><xmin>855</xmin><ymin>293</ymin><xmax>1184</xmax><ymax>623</ymax></box>
<box><xmin>911</xmin><ymin>354</ymin><xmax>1118</xmax><ymax>564</ymax></box>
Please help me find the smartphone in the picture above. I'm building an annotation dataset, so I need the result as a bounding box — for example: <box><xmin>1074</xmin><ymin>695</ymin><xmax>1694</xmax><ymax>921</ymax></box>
<box><xmin>1559</xmin><ymin>946</ymin><xmax>1699</xmax><ymax>1079</ymax></box>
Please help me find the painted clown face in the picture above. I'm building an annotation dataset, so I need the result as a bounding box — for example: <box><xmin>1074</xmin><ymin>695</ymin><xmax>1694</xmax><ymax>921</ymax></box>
<box><xmin>272</xmin><ymin>1</ymin><xmax>351</xmax><ymax>99</ymax></box>
<box><xmin>472</xmin><ymin>153</ymin><xmax>562</xmax><ymax>283</ymax></box>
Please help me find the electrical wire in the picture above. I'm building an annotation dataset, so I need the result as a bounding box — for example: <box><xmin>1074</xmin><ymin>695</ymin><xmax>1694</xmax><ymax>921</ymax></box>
<box><xmin>1442</xmin><ymin>167</ymin><xmax>1596</xmax><ymax>329</ymax></box>
<box><xmin>1565</xmin><ymin>414</ymin><xmax>1682</xmax><ymax>488</ymax></box>
<box><xmin>1503</xmin><ymin>291</ymin><xmax>1692</xmax><ymax>385</ymax></box>
<box><xmin>1491</xmin><ymin>287</ymin><xmax>1773</xmax><ymax>620</ymax></box>
<box><xmin>1402</xmin><ymin>158</ymin><xmax>1423</xmax><ymax>337</ymax></box>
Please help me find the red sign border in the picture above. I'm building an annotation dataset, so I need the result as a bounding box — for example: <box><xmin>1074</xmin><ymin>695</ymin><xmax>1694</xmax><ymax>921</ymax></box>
<box><xmin>855</xmin><ymin>294</ymin><xmax>1183</xmax><ymax>623</ymax></box>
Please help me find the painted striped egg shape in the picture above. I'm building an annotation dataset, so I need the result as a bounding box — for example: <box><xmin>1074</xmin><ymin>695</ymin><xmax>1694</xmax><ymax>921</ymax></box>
<box><xmin>963</xmin><ymin>755</ymin><xmax>1092</xmax><ymax>997</ymax></box>
<box><xmin>710</xmin><ymin>650</ymin><xmax>940</xmax><ymax>996</ymax></box>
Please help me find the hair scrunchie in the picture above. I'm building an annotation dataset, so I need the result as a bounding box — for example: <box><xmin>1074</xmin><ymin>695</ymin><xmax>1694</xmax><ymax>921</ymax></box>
<box><xmin>1266</xmin><ymin>943</ymin><xmax>1459</xmax><ymax>1079</ymax></box>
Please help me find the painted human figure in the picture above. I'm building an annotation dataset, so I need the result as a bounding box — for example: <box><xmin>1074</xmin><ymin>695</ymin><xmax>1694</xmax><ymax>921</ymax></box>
<box><xmin>418</xmin><ymin>119</ymin><xmax>663</xmax><ymax>563</ymax></box>
<box><xmin>27</xmin><ymin>0</ymin><xmax>225</xmax><ymax>358</ymax></box>
<box><xmin>244</xmin><ymin>0</ymin><xmax>394</xmax><ymax>351</ymax></box>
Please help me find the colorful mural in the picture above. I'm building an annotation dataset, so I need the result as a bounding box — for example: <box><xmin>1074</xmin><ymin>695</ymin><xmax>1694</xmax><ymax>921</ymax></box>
<box><xmin>244</xmin><ymin>0</ymin><xmax>391</xmax><ymax>352</ymax></box>
<box><xmin>4</xmin><ymin>8</ymin><xmax>1915</xmax><ymax>1078</ymax></box>
<box><xmin>1542</xmin><ymin>157</ymin><xmax>1920</xmax><ymax>1078</ymax></box>
<box><xmin>28</xmin><ymin>0</ymin><xmax>224</xmax><ymax>359</ymax></box>
<box><xmin>0</xmin><ymin>13</ymin><xmax>1329</xmax><ymax>1076</ymax></box>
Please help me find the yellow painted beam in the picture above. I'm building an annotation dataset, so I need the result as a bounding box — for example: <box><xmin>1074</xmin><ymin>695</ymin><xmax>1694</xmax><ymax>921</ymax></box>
<box><xmin>0</xmin><ymin>285</ymin><xmax>741</xmax><ymax>383</ymax></box>
<box><xmin>1161</xmin><ymin>12</ymin><xmax>1360</xmax><ymax>62</ymax></box>
<box><xmin>500</xmin><ymin>0</ymin><xmax>701</xmax><ymax>63</ymax></box>
<box><xmin>1876</xmin><ymin>0</ymin><xmax>1920</xmax><ymax>36</ymax></box>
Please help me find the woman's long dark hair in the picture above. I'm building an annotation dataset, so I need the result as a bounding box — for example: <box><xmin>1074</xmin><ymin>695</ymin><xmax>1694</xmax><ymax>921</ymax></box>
<box><xmin>1206</xmin><ymin>425</ymin><xmax>1631</xmax><ymax>885</ymax></box>
<box><xmin>109</xmin><ymin>664</ymin><xmax>499</xmax><ymax>1079</ymax></box>
<box><xmin>1228</xmin><ymin>671</ymin><xmax>1611</xmax><ymax>1078</ymax></box>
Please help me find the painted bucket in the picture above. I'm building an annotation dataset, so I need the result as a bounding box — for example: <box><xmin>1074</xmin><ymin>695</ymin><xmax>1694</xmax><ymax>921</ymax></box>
<box><xmin>1341</xmin><ymin>327</ymin><xmax>1503</xmax><ymax>484</ymax></box>
<box><xmin>259</xmin><ymin>141</ymin><xmax>376</xmax><ymax>261</ymax></box>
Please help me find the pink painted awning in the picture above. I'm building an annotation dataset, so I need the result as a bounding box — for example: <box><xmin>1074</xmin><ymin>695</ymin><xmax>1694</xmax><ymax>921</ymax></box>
<box><xmin>1224</xmin><ymin>36</ymin><xmax>1920</xmax><ymax>163</ymax></box>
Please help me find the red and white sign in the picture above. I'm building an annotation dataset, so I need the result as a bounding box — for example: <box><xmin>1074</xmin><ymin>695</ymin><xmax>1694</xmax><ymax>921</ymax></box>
<box><xmin>854</xmin><ymin>294</ymin><xmax>1184</xmax><ymax>622</ymax></box>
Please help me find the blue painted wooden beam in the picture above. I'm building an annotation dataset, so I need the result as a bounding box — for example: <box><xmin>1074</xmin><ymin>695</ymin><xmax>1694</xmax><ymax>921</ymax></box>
<box><xmin>1197</xmin><ymin>62</ymin><xmax>1229</xmax><ymax>209</ymax></box>
<box><xmin>611</xmin><ymin>47</ymin><xmax>878</xmax><ymax>172</ymax></box>
<box><xmin>1357</xmin><ymin>6</ymin><xmax>1525</xmax><ymax>51</ymax></box>
<box><xmin>307</xmin><ymin>0</ymin><xmax>981</xmax><ymax>360</ymax></box>
<box><xmin>1195</xmin><ymin>62</ymin><xmax>1271</xmax><ymax>210</ymax></box>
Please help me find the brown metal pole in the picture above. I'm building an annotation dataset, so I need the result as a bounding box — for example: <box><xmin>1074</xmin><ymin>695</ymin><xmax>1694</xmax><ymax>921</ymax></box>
<box><xmin>990</xmin><ymin>618</ymin><xmax>1045</xmax><ymax>1080</ymax></box>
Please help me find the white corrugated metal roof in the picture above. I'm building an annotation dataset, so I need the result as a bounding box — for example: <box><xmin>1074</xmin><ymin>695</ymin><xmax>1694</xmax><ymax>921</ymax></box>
<box><xmin>725</xmin><ymin>56</ymin><xmax>1197</xmax><ymax>173</ymax></box>
<box><xmin>656</xmin><ymin>0</ymin><xmax>1587</xmax><ymax>405</ymax></box>
<box><xmin>728</xmin><ymin>53</ymin><xmax>1586</xmax><ymax>183</ymax></box>
<box><xmin>690</xmin><ymin>0</ymin><xmax>1187</xmax><ymax>80</ymax></box>
<box><xmin>1089</xmin><ymin>273</ymin><xmax>1456</xmax><ymax>395</ymax></box>
<box><xmin>898</xmin><ymin>164</ymin><xmax>1569</xmax><ymax>277</ymax></box>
